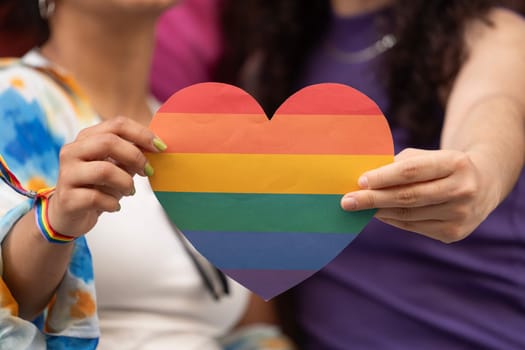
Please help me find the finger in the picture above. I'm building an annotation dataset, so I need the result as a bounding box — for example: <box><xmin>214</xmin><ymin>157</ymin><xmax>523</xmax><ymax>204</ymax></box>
<box><xmin>62</xmin><ymin>134</ymin><xmax>150</xmax><ymax>176</ymax></box>
<box><xmin>375</xmin><ymin>201</ymin><xmax>470</xmax><ymax>222</ymax></box>
<box><xmin>79</xmin><ymin>188</ymin><xmax>122</xmax><ymax>213</ymax></box>
<box><xmin>358</xmin><ymin>150</ymin><xmax>457</xmax><ymax>190</ymax></box>
<box><xmin>65</xmin><ymin>160</ymin><xmax>135</xmax><ymax>196</ymax></box>
<box><xmin>76</xmin><ymin>116</ymin><xmax>165</xmax><ymax>153</ymax></box>
<box><xmin>56</xmin><ymin>187</ymin><xmax>121</xmax><ymax>214</ymax></box>
<box><xmin>376</xmin><ymin>217</ymin><xmax>468</xmax><ymax>243</ymax></box>
<box><xmin>393</xmin><ymin>147</ymin><xmax>426</xmax><ymax>161</ymax></box>
<box><xmin>92</xmin><ymin>184</ymin><xmax>133</xmax><ymax>200</ymax></box>
<box><xmin>105</xmin><ymin>157</ymin><xmax>135</xmax><ymax>176</ymax></box>
<box><xmin>341</xmin><ymin>177</ymin><xmax>454</xmax><ymax>211</ymax></box>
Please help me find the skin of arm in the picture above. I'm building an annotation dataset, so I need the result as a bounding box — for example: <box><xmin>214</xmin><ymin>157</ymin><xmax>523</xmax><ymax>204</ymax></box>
<box><xmin>236</xmin><ymin>295</ymin><xmax>280</xmax><ymax>326</ymax></box>
<box><xmin>2</xmin><ymin>213</ymin><xmax>74</xmax><ymax>320</ymax></box>
<box><xmin>341</xmin><ymin>8</ymin><xmax>525</xmax><ymax>243</ymax></box>
<box><xmin>2</xmin><ymin>117</ymin><xmax>164</xmax><ymax>320</ymax></box>
<box><xmin>232</xmin><ymin>294</ymin><xmax>296</xmax><ymax>348</ymax></box>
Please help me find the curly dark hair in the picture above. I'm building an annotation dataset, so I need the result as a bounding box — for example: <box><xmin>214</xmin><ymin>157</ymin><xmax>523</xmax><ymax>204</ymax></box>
<box><xmin>217</xmin><ymin>0</ymin><xmax>525</xmax><ymax>146</ymax></box>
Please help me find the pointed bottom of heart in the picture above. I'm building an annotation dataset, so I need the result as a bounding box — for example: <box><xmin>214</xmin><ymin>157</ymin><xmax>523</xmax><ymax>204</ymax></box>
<box><xmin>182</xmin><ymin>230</ymin><xmax>361</xmax><ymax>300</ymax></box>
<box><xmin>222</xmin><ymin>269</ymin><xmax>317</xmax><ymax>301</ymax></box>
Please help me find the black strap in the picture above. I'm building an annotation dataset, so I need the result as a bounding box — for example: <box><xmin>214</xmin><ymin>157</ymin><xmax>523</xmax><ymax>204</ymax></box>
<box><xmin>173</xmin><ymin>225</ymin><xmax>230</xmax><ymax>300</ymax></box>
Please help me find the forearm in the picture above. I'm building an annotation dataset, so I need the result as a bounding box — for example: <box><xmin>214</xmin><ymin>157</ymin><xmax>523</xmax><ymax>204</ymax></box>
<box><xmin>442</xmin><ymin>94</ymin><xmax>525</xmax><ymax>208</ymax></box>
<box><xmin>441</xmin><ymin>8</ymin><xmax>525</xmax><ymax>209</ymax></box>
<box><xmin>2</xmin><ymin>208</ymin><xmax>73</xmax><ymax>320</ymax></box>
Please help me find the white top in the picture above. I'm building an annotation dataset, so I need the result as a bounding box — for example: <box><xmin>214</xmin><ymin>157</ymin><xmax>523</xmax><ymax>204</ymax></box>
<box><xmin>86</xmin><ymin>175</ymin><xmax>249</xmax><ymax>350</ymax></box>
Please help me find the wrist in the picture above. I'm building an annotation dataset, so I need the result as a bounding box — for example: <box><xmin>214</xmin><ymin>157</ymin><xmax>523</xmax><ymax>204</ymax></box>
<box><xmin>34</xmin><ymin>190</ymin><xmax>76</xmax><ymax>244</ymax></box>
<box><xmin>45</xmin><ymin>192</ymin><xmax>66</xmax><ymax>234</ymax></box>
<box><xmin>465</xmin><ymin>150</ymin><xmax>502</xmax><ymax>214</ymax></box>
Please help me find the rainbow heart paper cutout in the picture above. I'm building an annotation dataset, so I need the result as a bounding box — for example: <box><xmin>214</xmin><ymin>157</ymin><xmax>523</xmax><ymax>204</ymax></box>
<box><xmin>147</xmin><ymin>82</ymin><xmax>393</xmax><ymax>300</ymax></box>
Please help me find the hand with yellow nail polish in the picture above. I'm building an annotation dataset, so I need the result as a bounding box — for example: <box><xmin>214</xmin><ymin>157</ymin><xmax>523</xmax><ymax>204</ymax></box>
<box><xmin>48</xmin><ymin>116</ymin><xmax>166</xmax><ymax>237</ymax></box>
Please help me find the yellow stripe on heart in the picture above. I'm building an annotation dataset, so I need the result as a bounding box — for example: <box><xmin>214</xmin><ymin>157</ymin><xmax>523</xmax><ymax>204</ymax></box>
<box><xmin>148</xmin><ymin>153</ymin><xmax>392</xmax><ymax>194</ymax></box>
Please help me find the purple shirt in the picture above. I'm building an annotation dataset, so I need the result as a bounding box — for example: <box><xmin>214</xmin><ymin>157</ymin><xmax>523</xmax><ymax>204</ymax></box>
<box><xmin>295</xmin><ymin>9</ymin><xmax>525</xmax><ymax>349</ymax></box>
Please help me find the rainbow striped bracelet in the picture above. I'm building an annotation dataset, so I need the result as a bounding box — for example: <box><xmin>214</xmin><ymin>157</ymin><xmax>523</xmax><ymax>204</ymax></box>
<box><xmin>34</xmin><ymin>190</ymin><xmax>76</xmax><ymax>244</ymax></box>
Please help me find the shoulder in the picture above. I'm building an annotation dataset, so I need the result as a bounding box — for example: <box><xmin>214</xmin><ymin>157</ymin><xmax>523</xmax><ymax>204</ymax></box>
<box><xmin>0</xmin><ymin>61</ymin><xmax>64</xmax><ymax>189</ymax></box>
<box><xmin>466</xmin><ymin>7</ymin><xmax>525</xmax><ymax>51</ymax></box>
<box><xmin>0</xmin><ymin>58</ymin><xmax>68</xmax><ymax>124</ymax></box>
<box><xmin>0</xmin><ymin>58</ymin><xmax>53</xmax><ymax>93</ymax></box>
<box><xmin>489</xmin><ymin>7</ymin><xmax>525</xmax><ymax>43</ymax></box>
<box><xmin>0</xmin><ymin>56</ymin><xmax>98</xmax><ymax>143</ymax></box>
<box><xmin>0</xmin><ymin>58</ymin><xmax>83</xmax><ymax>190</ymax></box>
<box><xmin>0</xmin><ymin>58</ymin><xmax>54</xmax><ymax>120</ymax></box>
<box><xmin>0</xmin><ymin>59</ymin><xmax>64</xmax><ymax>137</ymax></box>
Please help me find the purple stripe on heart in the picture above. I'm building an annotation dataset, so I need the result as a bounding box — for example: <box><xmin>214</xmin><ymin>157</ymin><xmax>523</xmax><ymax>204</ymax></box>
<box><xmin>223</xmin><ymin>269</ymin><xmax>316</xmax><ymax>301</ymax></box>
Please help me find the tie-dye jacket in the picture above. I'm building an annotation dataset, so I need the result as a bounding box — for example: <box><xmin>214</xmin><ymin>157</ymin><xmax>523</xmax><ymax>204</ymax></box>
<box><xmin>0</xmin><ymin>52</ymin><xmax>100</xmax><ymax>349</ymax></box>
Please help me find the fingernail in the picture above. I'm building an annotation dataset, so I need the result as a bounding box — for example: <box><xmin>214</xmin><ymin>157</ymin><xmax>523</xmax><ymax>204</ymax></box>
<box><xmin>152</xmin><ymin>137</ymin><xmax>167</xmax><ymax>152</ymax></box>
<box><xmin>115</xmin><ymin>203</ymin><xmax>121</xmax><ymax>212</ymax></box>
<box><xmin>341</xmin><ymin>196</ymin><xmax>357</xmax><ymax>210</ymax></box>
<box><xmin>144</xmin><ymin>162</ymin><xmax>155</xmax><ymax>177</ymax></box>
<box><xmin>129</xmin><ymin>186</ymin><xmax>136</xmax><ymax>196</ymax></box>
<box><xmin>358</xmin><ymin>176</ymin><xmax>369</xmax><ymax>189</ymax></box>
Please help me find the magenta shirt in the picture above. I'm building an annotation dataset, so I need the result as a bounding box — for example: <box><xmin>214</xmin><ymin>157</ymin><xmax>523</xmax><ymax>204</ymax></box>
<box><xmin>151</xmin><ymin>0</ymin><xmax>222</xmax><ymax>102</ymax></box>
<box><xmin>294</xmin><ymin>8</ymin><xmax>525</xmax><ymax>350</ymax></box>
